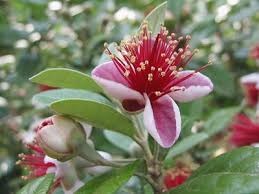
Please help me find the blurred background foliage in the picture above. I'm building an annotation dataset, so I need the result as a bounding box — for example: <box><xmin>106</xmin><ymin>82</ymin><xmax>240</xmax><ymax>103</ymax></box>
<box><xmin>0</xmin><ymin>0</ymin><xmax>258</xmax><ymax>193</ymax></box>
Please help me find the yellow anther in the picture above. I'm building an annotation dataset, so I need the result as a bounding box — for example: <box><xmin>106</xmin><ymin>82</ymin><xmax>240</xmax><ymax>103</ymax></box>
<box><xmin>124</xmin><ymin>70</ymin><xmax>130</xmax><ymax>77</ymax></box>
<box><xmin>170</xmin><ymin>66</ymin><xmax>177</xmax><ymax>71</ymax></box>
<box><xmin>158</xmin><ymin>68</ymin><xmax>162</xmax><ymax>72</ymax></box>
<box><xmin>178</xmin><ymin>67</ymin><xmax>183</xmax><ymax>71</ymax></box>
<box><xmin>178</xmin><ymin>36</ymin><xmax>183</xmax><ymax>41</ymax></box>
<box><xmin>160</xmin><ymin>72</ymin><xmax>166</xmax><ymax>77</ymax></box>
<box><xmin>145</xmin><ymin>60</ymin><xmax>149</xmax><ymax>64</ymax></box>
<box><xmin>178</xmin><ymin>48</ymin><xmax>184</xmax><ymax>53</ymax></box>
<box><xmin>155</xmin><ymin>91</ymin><xmax>162</xmax><ymax>96</ymax></box>
<box><xmin>104</xmin><ymin>42</ymin><xmax>108</xmax><ymax>48</ymax></box>
<box><xmin>148</xmin><ymin>73</ymin><xmax>153</xmax><ymax>81</ymax></box>
<box><xmin>161</xmin><ymin>53</ymin><xmax>166</xmax><ymax>57</ymax></box>
<box><xmin>130</xmin><ymin>56</ymin><xmax>136</xmax><ymax>63</ymax></box>
<box><xmin>140</xmin><ymin>62</ymin><xmax>146</xmax><ymax>70</ymax></box>
<box><xmin>151</xmin><ymin>66</ymin><xmax>156</xmax><ymax>71</ymax></box>
<box><xmin>110</xmin><ymin>54</ymin><xmax>115</xmax><ymax>59</ymax></box>
<box><xmin>136</xmin><ymin>67</ymin><xmax>141</xmax><ymax>72</ymax></box>
<box><xmin>186</xmin><ymin>35</ymin><xmax>191</xmax><ymax>40</ymax></box>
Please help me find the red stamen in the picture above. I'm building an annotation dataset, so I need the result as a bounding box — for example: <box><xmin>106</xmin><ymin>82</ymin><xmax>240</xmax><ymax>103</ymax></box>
<box><xmin>105</xmin><ymin>23</ymin><xmax>211</xmax><ymax>101</ymax></box>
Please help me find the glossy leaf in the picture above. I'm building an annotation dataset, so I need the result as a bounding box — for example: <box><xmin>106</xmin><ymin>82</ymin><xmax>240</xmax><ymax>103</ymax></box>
<box><xmin>190</xmin><ymin>147</ymin><xmax>259</xmax><ymax>179</ymax></box>
<box><xmin>76</xmin><ymin>161</ymin><xmax>140</xmax><ymax>194</ymax></box>
<box><xmin>17</xmin><ymin>174</ymin><xmax>55</xmax><ymax>194</ymax></box>
<box><xmin>170</xmin><ymin>147</ymin><xmax>259</xmax><ymax>194</ymax></box>
<box><xmin>32</xmin><ymin>89</ymin><xmax>108</xmax><ymax>107</ymax></box>
<box><xmin>50</xmin><ymin>99</ymin><xmax>136</xmax><ymax>137</ymax></box>
<box><xmin>170</xmin><ymin>173</ymin><xmax>259</xmax><ymax>194</ymax></box>
<box><xmin>30</xmin><ymin>68</ymin><xmax>103</xmax><ymax>93</ymax></box>
<box><xmin>139</xmin><ymin>1</ymin><xmax>167</xmax><ymax>34</ymax></box>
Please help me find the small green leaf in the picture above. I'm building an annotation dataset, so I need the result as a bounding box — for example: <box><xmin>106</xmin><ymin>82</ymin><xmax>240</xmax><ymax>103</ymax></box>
<box><xmin>76</xmin><ymin>161</ymin><xmax>140</xmax><ymax>194</ymax></box>
<box><xmin>32</xmin><ymin>89</ymin><xmax>108</xmax><ymax>107</ymax></box>
<box><xmin>165</xmin><ymin>132</ymin><xmax>208</xmax><ymax>162</ymax></box>
<box><xmin>30</xmin><ymin>68</ymin><xmax>103</xmax><ymax>93</ymax></box>
<box><xmin>204</xmin><ymin>107</ymin><xmax>240</xmax><ymax>136</ymax></box>
<box><xmin>50</xmin><ymin>99</ymin><xmax>136</xmax><ymax>138</ymax></box>
<box><xmin>170</xmin><ymin>147</ymin><xmax>259</xmax><ymax>194</ymax></box>
<box><xmin>139</xmin><ymin>1</ymin><xmax>167</xmax><ymax>34</ymax></box>
<box><xmin>104</xmin><ymin>130</ymin><xmax>134</xmax><ymax>153</ymax></box>
<box><xmin>17</xmin><ymin>173</ymin><xmax>55</xmax><ymax>194</ymax></box>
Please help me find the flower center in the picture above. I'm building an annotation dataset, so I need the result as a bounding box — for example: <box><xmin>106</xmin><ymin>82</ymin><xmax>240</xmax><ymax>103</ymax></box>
<box><xmin>105</xmin><ymin>22</ymin><xmax>208</xmax><ymax>101</ymax></box>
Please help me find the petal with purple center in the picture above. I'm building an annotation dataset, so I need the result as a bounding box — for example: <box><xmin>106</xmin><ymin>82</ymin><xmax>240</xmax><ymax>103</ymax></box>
<box><xmin>143</xmin><ymin>94</ymin><xmax>181</xmax><ymax>148</ymax></box>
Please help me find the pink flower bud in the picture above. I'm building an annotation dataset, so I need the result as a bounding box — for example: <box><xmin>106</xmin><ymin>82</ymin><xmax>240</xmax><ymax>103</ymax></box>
<box><xmin>36</xmin><ymin>115</ymin><xmax>86</xmax><ymax>161</ymax></box>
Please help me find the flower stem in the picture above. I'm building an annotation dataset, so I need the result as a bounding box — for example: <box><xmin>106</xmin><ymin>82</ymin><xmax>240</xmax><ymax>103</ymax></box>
<box><xmin>78</xmin><ymin>143</ymin><xmax>124</xmax><ymax>168</ymax></box>
<box><xmin>132</xmin><ymin>115</ymin><xmax>164</xmax><ymax>193</ymax></box>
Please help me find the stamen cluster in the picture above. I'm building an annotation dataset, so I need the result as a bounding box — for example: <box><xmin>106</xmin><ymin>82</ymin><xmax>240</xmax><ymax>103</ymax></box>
<box><xmin>105</xmin><ymin>22</ymin><xmax>208</xmax><ymax>101</ymax></box>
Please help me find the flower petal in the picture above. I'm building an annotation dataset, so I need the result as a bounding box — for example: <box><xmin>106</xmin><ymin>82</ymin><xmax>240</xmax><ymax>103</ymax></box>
<box><xmin>92</xmin><ymin>61</ymin><xmax>145</xmax><ymax>111</ymax></box>
<box><xmin>170</xmin><ymin>70</ymin><xmax>213</xmax><ymax>102</ymax></box>
<box><xmin>143</xmin><ymin>95</ymin><xmax>181</xmax><ymax>148</ymax></box>
<box><xmin>240</xmin><ymin>73</ymin><xmax>259</xmax><ymax>84</ymax></box>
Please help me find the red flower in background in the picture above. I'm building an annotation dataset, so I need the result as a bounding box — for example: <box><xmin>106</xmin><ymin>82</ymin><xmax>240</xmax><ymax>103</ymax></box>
<box><xmin>163</xmin><ymin>165</ymin><xmax>191</xmax><ymax>190</ymax></box>
<box><xmin>230</xmin><ymin>114</ymin><xmax>259</xmax><ymax>147</ymax></box>
<box><xmin>240</xmin><ymin>73</ymin><xmax>259</xmax><ymax>107</ymax></box>
<box><xmin>250</xmin><ymin>44</ymin><xmax>259</xmax><ymax>60</ymax></box>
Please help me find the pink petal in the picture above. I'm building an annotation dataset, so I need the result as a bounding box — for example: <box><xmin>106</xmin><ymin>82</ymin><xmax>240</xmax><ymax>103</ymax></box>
<box><xmin>170</xmin><ymin>70</ymin><xmax>213</xmax><ymax>102</ymax></box>
<box><xmin>92</xmin><ymin>61</ymin><xmax>145</xmax><ymax>111</ymax></box>
<box><xmin>143</xmin><ymin>94</ymin><xmax>181</xmax><ymax>148</ymax></box>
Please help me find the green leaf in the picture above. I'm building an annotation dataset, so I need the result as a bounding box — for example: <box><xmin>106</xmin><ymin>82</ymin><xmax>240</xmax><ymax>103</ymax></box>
<box><xmin>50</xmin><ymin>99</ymin><xmax>136</xmax><ymax>138</ymax></box>
<box><xmin>30</xmin><ymin>68</ymin><xmax>103</xmax><ymax>93</ymax></box>
<box><xmin>17</xmin><ymin>174</ymin><xmax>55</xmax><ymax>194</ymax></box>
<box><xmin>139</xmin><ymin>1</ymin><xmax>167</xmax><ymax>34</ymax></box>
<box><xmin>165</xmin><ymin>132</ymin><xmax>208</xmax><ymax>162</ymax></box>
<box><xmin>170</xmin><ymin>173</ymin><xmax>259</xmax><ymax>194</ymax></box>
<box><xmin>104</xmin><ymin>130</ymin><xmax>134</xmax><ymax>153</ymax></box>
<box><xmin>190</xmin><ymin>147</ymin><xmax>259</xmax><ymax>179</ymax></box>
<box><xmin>170</xmin><ymin>147</ymin><xmax>259</xmax><ymax>194</ymax></box>
<box><xmin>204</xmin><ymin>107</ymin><xmax>240</xmax><ymax>136</ymax></box>
<box><xmin>76</xmin><ymin>161</ymin><xmax>140</xmax><ymax>194</ymax></box>
<box><xmin>168</xmin><ymin>0</ymin><xmax>185</xmax><ymax>21</ymax></box>
<box><xmin>32</xmin><ymin>89</ymin><xmax>108</xmax><ymax>107</ymax></box>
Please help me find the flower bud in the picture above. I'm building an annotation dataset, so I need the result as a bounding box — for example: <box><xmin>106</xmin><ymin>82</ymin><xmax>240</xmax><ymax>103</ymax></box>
<box><xmin>36</xmin><ymin>115</ymin><xmax>86</xmax><ymax>162</ymax></box>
